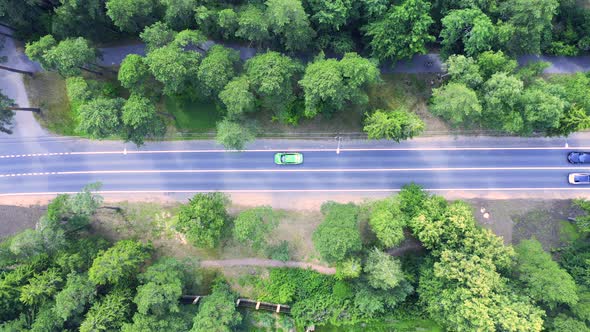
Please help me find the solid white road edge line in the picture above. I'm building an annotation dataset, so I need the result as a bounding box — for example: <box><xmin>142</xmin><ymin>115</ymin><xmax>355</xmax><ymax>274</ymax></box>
<box><xmin>0</xmin><ymin>166</ymin><xmax>588</xmax><ymax>177</ymax></box>
<box><xmin>2</xmin><ymin>188</ymin><xmax>590</xmax><ymax>197</ymax></box>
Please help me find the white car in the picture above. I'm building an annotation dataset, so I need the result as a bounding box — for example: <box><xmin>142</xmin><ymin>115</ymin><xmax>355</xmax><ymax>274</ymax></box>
<box><xmin>568</xmin><ymin>173</ymin><xmax>590</xmax><ymax>185</ymax></box>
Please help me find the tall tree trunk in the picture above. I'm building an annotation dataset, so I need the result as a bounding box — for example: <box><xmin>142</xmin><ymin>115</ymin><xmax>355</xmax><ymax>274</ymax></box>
<box><xmin>80</xmin><ymin>66</ymin><xmax>103</xmax><ymax>76</ymax></box>
<box><xmin>6</xmin><ymin>107</ymin><xmax>40</xmax><ymax>113</ymax></box>
<box><xmin>0</xmin><ymin>65</ymin><xmax>33</xmax><ymax>76</ymax></box>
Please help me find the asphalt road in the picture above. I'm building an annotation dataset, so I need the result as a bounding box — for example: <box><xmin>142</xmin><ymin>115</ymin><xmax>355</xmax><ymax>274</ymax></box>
<box><xmin>2</xmin><ymin>137</ymin><xmax>590</xmax><ymax>195</ymax></box>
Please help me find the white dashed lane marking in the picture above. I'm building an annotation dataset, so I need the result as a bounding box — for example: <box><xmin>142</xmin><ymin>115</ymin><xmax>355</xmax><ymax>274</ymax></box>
<box><xmin>0</xmin><ymin>152</ymin><xmax>70</xmax><ymax>159</ymax></box>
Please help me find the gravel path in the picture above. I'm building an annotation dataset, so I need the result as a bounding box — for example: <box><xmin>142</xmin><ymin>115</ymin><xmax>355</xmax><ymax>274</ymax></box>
<box><xmin>201</xmin><ymin>258</ymin><xmax>336</xmax><ymax>274</ymax></box>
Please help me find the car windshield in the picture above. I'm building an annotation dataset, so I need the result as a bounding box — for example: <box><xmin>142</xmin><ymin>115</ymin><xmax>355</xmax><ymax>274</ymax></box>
<box><xmin>575</xmin><ymin>175</ymin><xmax>590</xmax><ymax>182</ymax></box>
<box><xmin>281</xmin><ymin>155</ymin><xmax>292</xmax><ymax>162</ymax></box>
<box><xmin>581</xmin><ymin>154</ymin><xmax>589</xmax><ymax>162</ymax></box>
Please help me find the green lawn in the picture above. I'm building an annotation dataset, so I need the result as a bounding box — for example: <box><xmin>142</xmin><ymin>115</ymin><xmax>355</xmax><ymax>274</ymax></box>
<box><xmin>163</xmin><ymin>95</ymin><xmax>220</xmax><ymax>133</ymax></box>
<box><xmin>24</xmin><ymin>72</ymin><xmax>78</xmax><ymax>136</ymax></box>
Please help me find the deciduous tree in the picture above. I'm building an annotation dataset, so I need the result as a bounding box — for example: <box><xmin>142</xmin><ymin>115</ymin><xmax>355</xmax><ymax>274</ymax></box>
<box><xmin>236</xmin><ymin>5</ymin><xmax>270</xmax><ymax>44</ymax></box>
<box><xmin>54</xmin><ymin>273</ymin><xmax>96</xmax><ymax>321</ymax></box>
<box><xmin>445</xmin><ymin>55</ymin><xmax>483</xmax><ymax>89</ymax></box>
<box><xmin>122</xmin><ymin>94</ymin><xmax>165</xmax><ymax>146</ymax></box>
<box><xmin>106</xmin><ymin>0</ymin><xmax>159</xmax><ymax>33</ymax></box>
<box><xmin>363</xmin><ymin>109</ymin><xmax>424</xmax><ymax>142</ymax></box>
<box><xmin>219</xmin><ymin>76</ymin><xmax>256</xmax><ymax>118</ymax></box>
<box><xmin>440</xmin><ymin>8</ymin><xmax>495</xmax><ymax>58</ymax></box>
<box><xmin>176</xmin><ymin>193</ymin><xmax>229</xmax><ymax>248</ymax></box>
<box><xmin>140</xmin><ymin>22</ymin><xmax>177</xmax><ymax>53</ymax></box>
<box><xmin>364</xmin><ymin>0</ymin><xmax>434</xmax><ymax>61</ymax></box>
<box><xmin>191</xmin><ymin>280</ymin><xmax>241</xmax><ymax>331</ymax></box>
<box><xmin>80</xmin><ymin>290</ymin><xmax>132</xmax><ymax>332</ymax></box>
<box><xmin>133</xmin><ymin>258</ymin><xmax>184</xmax><ymax>317</ymax></box>
<box><xmin>482</xmin><ymin>73</ymin><xmax>524</xmax><ymax>133</ymax></box>
<box><xmin>233</xmin><ymin>207</ymin><xmax>278</xmax><ymax>251</ymax></box>
<box><xmin>369</xmin><ymin>197</ymin><xmax>407</xmax><ymax>248</ymax></box>
<box><xmin>515</xmin><ymin>238</ymin><xmax>578</xmax><ymax>308</ymax></box>
<box><xmin>364</xmin><ymin>248</ymin><xmax>405</xmax><ymax>291</ymax></box>
<box><xmin>306</xmin><ymin>0</ymin><xmax>354</xmax><ymax>31</ymax></box>
<box><xmin>215</xmin><ymin>119</ymin><xmax>256</xmax><ymax>150</ymax></box>
<box><xmin>430</xmin><ymin>83</ymin><xmax>482</xmax><ymax>127</ymax></box>
<box><xmin>77</xmin><ymin>97</ymin><xmax>124</xmax><ymax>138</ymax></box>
<box><xmin>266</xmin><ymin>0</ymin><xmax>316</xmax><ymax>52</ymax></box>
<box><xmin>198</xmin><ymin>45</ymin><xmax>240</xmax><ymax>97</ymax></box>
<box><xmin>160</xmin><ymin>0</ymin><xmax>198</xmax><ymax>30</ymax></box>
<box><xmin>313</xmin><ymin>202</ymin><xmax>362</xmax><ymax>262</ymax></box>
<box><xmin>88</xmin><ymin>240</ymin><xmax>151</xmax><ymax>286</ymax></box>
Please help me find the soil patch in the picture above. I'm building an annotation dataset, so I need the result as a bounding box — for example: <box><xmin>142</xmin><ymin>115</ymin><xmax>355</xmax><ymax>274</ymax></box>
<box><xmin>0</xmin><ymin>204</ymin><xmax>45</xmax><ymax>238</ymax></box>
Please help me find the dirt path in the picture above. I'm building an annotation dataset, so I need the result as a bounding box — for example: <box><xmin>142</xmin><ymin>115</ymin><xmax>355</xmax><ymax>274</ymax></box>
<box><xmin>201</xmin><ymin>258</ymin><xmax>336</xmax><ymax>275</ymax></box>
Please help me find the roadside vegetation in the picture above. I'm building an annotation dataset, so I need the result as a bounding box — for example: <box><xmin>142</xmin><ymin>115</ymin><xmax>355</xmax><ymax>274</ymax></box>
<box><xmin>2</xmin><ymin>0</ymin><xmax>589</xmax><ymax>146</ymax></box>
<box><xmin>2</xmin><ymin>184</ymin><xmax>590</xmax><ymax>330</ymax></box>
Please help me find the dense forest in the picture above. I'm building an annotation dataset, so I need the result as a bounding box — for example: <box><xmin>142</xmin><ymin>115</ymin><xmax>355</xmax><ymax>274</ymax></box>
<box><xmin>1</xmin><ymin>0</ymin><xmax>590</xmax><ymax>146</ymax></box>
<box><xmin>1</xmin><ymin>184</ymin><xmax>590</xmax><ymax>331</ymax></box>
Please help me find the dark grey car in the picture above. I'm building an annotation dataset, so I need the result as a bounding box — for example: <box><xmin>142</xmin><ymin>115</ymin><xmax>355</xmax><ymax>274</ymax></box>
<box><xmin>568</xmin><ymin>152</ymin><xmax>590</xmax><ymax>164</ymax></box>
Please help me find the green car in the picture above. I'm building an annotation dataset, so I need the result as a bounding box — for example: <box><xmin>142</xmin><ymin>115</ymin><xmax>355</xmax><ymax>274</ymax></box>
<box><xmin>274</xmin><ymin>152</ymin><xmax>303</xmax><ymax>165</ymax></box>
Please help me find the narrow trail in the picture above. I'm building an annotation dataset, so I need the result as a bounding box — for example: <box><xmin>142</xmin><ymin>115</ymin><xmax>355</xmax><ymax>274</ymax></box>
<box><xmin>201</xmin><ymin>258</ymin><xmax>336</xmax><ymax>274</ymax></box>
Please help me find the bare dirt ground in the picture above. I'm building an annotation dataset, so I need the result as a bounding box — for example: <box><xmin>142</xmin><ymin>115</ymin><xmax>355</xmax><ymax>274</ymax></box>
<box><xmin>0</xmin><ymin>205</ymin><xmax>44</xmax><ymax>238</ymax></box>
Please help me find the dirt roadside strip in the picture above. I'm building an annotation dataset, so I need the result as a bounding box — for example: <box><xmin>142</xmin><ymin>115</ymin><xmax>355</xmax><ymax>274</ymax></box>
<box><xmin>200</xmin><ymin>258</ymin><xmax>336</xmax><ymax>275</ymax></box>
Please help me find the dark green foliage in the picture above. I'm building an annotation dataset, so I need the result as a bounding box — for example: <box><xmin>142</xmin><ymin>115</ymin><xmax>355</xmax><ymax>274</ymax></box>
<box><xmin>515</xmin><ymin>239</ymin><xmax>578</xmax><ymax>309</ymax></box>
<box><xmin>233</xmin><ymin>206</ymin><xmax>278</xmax><ymax>251</ymax></box>
<box><xmin>266</xmin><ymin>0</ymin><xmax>316</xmax><ymax>52</ymax></box>
<box><xmin>313</xmin><ymin>202</ymin><xmax>362</xmax><ymax>263</ymax></box>
<box><xmin>51</xmin><ymin>0</ymin><xmax>115</xmax><ymax>41</ymax></box>
<box><xmin>236</xmin><ymin>5</ymin><xmax>270</xmax><ymax>44</ymax></box>
<box><xmin>368</xmin><ymin>197</ymin><xmax>407</xmax><ymax>248</ymax></box>
<box><xmin>122</xmin><ymin>93</ymin><xmax>165</xmax><ymax>146</ymax></box>
<box><xmin>266</xmin><ymin>240</ymin><xmax>291</xmax><ymax>262</ymax></box>
<box><xmin>364</xmin><ymin>0</ymin><xmax>434</xmax><ymax>61</ymax></box>
<box><xmin>191</xmin><ymin>279</ymin><xmax>241</xmax><ymax>331</ymax></box>
<box><xmin>79</xmin><ymin>289</ymin><xmax>133</xmax><ymax>332</ymax></box>
<box><xmin>215</xmin><ymin>118</ymin><xmax>256</xmax><ymax>150</ymax></box>
<box><xmin>176</xmin><ymin>193</ymin><xmax>230</xmax><ymax>248</ymax></box>
<box><xmin>54</xmin><ymin>273</ymin><xmax>96</xmax><ymax>321</ymax></box>
<box><xmin>140</xmin><ymin>22</ymin><xmax>178</xmax><ymax>53</ymax></box>
<box><xmin>440</xmin><ymin>8</ymin><xmax>495</xmax><ymax>58</ymax></box>
<box><xmin>198</xmin><ymin>45</ymin><xmax>240</xmax><ymax>97</ymax></box>
<box><xmin>364</xmin><ymin>109</ymin><xmax>424</xmax><ymax>142</ymax></box>
<box><xmin>300</xmin><ymin>52</ymin><xmax>379</xmax><ymax>118</ymax></box>
<box><xmin>77</xmin><ymin>97</ymin><xmax>125</xmax><ymax>138</ymax></box>
<box><xmin>88</xmin><ymin>240</ymin><xmax>152</xmax><ymax>286</ymax></box>
<box><xmin>106</xmin><ymin>0</ymin><xmax>159</xmax><ymax>33</ymax></box>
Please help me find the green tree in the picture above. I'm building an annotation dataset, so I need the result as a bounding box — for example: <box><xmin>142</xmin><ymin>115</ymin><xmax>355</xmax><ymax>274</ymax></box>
<box><xmin>245</xmin><ymin>51</ymin><xmax>300</xmax><ymax>115</ymax></box>
<box><xmin>215</xmin><ymin>119</ymin><xmax>256</xmax><ymax>151</ymax></box>
<box><xmin>19</xmin><ymin>268</ymin><xmax>63</xmax><ymax>306</ymax></box>
<box><xmin>54</xmin><ymin>273</ymin><xmax>96</xmax><ymax>321</ymax></box>
<box><xmin>88</xmin><ymin>240</ymin><xmax>151</xmax><ymax>286</ymax></box>
<box><xmin>25</xmin><ymin>35</ymin><xmax>57</xmax><ymax>71</ymax></box>
<box><xmin>556</xmin><ymin>104</ymin><xmax>590</xmax><ymax>137</ymax></box>
<box><xmin>236</xmin><ymin>5</ymin><xmax>270</xmax><ymax>44</ymax></box>
<box><xmin>430</xmin><ymin>83</ymin><xmax>482</xmax><ymax>127</ymax></box>
<box><xmin>266</xmin><ymin>0</ymin><xmax>316</xmax><ymax>52</ymax></box>
<box><xmin>145</xmin><ymin>43</ymin><xmax>202</xmax><ymax>96</ymax></box>
<box><xmin>77</xmin><ymin>97</ymin><xmax>124</xmax><ymax>138</ymax></box>
<box><xmin>335</xmin><ymin>257</ymin><xmax>362</xmax><ymax>280</ymax></box>
<box><xmin>398</xmin><ymin>183</ymin><xmax>428</xmax><ymax>218</ymax></box>
<box><xmin>217</xmin><ymin>8</ymin><xmax>238</xmax><ymax>39</ymax></box>
<box><xmin>176</xmin><ymin>193</ymin><xmax>229</xmax><ymax>248</ymax></box>
<box><xmin>122</xmin><ymin>94</ymin><xmax>165</xmax><ymax>146</ymax></box>
<box><xmin>306</xmin><ymin>0</ymin><xmax>354</xmax><ymax>31</ymax></box>
<box><xmin>140</xmin><ymin>22</ymin><xmax>178</xmax><ymax>53</ymax></box>
<box><xmin>482</xmin><ymin>73</ymin><xmax>524</xmax><ymax>133</ymax></box>
<box><xmin>313</xmin><ymin>202</ymin><xmax>362</xmax><ymax>262</ymax></box>
<box><xmin>476</xmin><ymin>50</ymin><xmax>518</xmax><ymax>80</ymax></box>
<box><xmin>364</xmin><ymin>0</ymin><xmax>434</xmax><ymax>61</ymax></box>
<box><xmin>364</xmin><ymin>248</ymin><xmax>405</xmax><ymax>291</ymax></box>
<box><xmin>300</xmin><ymin>53</ymin><xmax>379</xmax><ymax>118</ymax></box>
<box><xmin>515</xmin><ymin>238</ymin><xmax>579</xmax><ymax>308</ymax></box>
<box><xmin>233</xmin><ymin>207</ymin><xmax>278</xmax><ymax>251</ymax></box>
<box><xmin>198</xmin><ymin>45</ymin><xmax>240</xmax><ymax>97</ymax></box>
<box><xmin>359</xmin><ymin>0</ymin><xmax>390</xmax><ymax>19</ymax></box>
<box><xmin>445</xmin><ymin>55</ymin><xmax>483</xmax><ymax>89</ymax></box>
<box><xmin>499</xmin><ymin>0</ymin><xmax>559</xmax><ymax>54</ymax></box>
<box><xmin>0</xmin><ymin>90</ymin><xmax>15</xmax><ymax>134</ymax></box>
<box><xmin>191</xmin><ymin>280</ymin><xmax>242</xmax><ymax>332</ymax></box>
<box><xmin>44</xmin><ymin>37</ymin><xmax>98</xmax><ymax>77</ymax></box>
<box><xmin>51</xmin><ymin>0</ymin><xmax>113</xmax><ymax>41</ymax></box>
<box><xmin>219</xmin><ymin>76</ymin><xmax>256</xmax><ymax>118</ymax></box>
<box><xmin>106</xmin><ymin>0</ymin><xmax>158</xmax><ymax>33</ymax></box>
<box><xmin>440</xmin><ymin>8</ymin><xmax>495</xmax><ymax>58</ymax></box>
<box><xmin>118</xmin><ymin>54</ymin><xmax>159</xmax><ymax>96</ymax></box>
<box><xmin>520</xmin><ymin>82</ymin><xmax>565</xmax><ymax>134</ymax></box>
<box><xmin>161</xmin><ymin>0</ymin><xmax>198</xmax><ymax>30</ymax></box>
<box><xmin>80</xmin><ymin>290</ymin><xmax>132</xmax><ymax>332</ymax></box>
<box><xmin>30</xmin><ymin>303</ymin><xmax>64</xmax><ymax>332</ymax></box>
<box><xmin>363</xmin><ymin>109</ymin><xmax>425</xmax><ymax>142</ymax></box>
<box><xmin>369</xmin><ymin>197</ymin><xmax>407</xmax><ymax>248</ymax></box>
<box><xmin>550</xmin><ymin>314</ymin><xmax>590</xmax><ymax>332</ymax></box>
<box><xmin>134</xmin><ymin>258</ymin><xmax>184</xmax><ymax>317</ymax></box>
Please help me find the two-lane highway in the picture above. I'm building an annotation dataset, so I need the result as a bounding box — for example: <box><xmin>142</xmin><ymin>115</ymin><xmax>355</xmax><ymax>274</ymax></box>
<box><xmin>1</xmin><ymin>144</ymin><xmax>590</xmax><ymax>195</ymax></box>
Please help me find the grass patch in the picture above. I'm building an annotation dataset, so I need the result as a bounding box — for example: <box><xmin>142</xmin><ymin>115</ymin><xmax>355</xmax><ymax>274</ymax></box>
<box><xmin>559</xmin><ymin>220</ymin><xmax>581</xmax><ymax>244</ymax></box>
<box><xmin>23</xmin><ymin>72</ymin><xmax>77</xmax><ymax>135</ymax></box>
<box><xmin>163</xmin><ymin>95</ymin><xmax>220</xmax><ymax>132</ymax></box>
